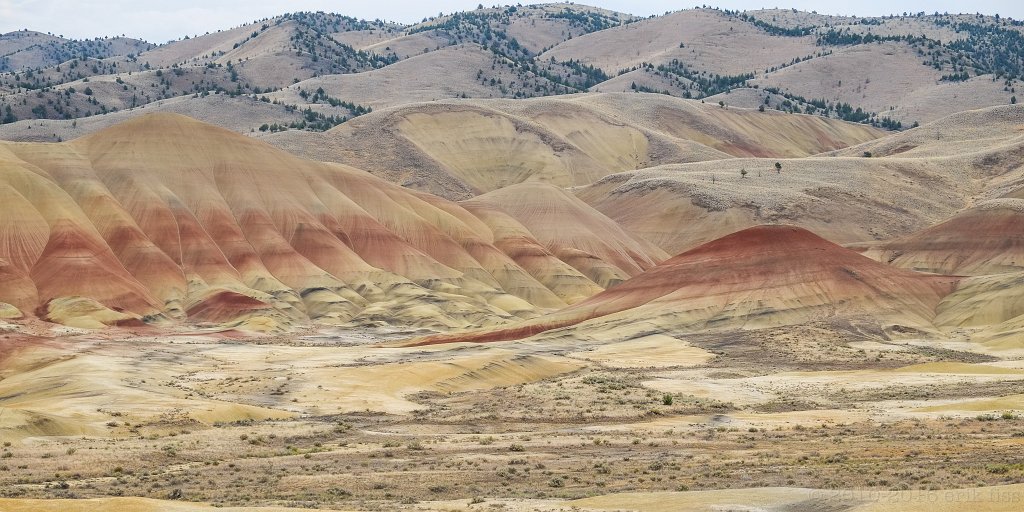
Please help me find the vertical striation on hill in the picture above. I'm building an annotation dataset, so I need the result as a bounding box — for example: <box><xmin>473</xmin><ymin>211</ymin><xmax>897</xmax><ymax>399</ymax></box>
<box><xmin>0</xmin><ymin>113</ymin><xmax>669</xmax><ymax>330</ymax></box>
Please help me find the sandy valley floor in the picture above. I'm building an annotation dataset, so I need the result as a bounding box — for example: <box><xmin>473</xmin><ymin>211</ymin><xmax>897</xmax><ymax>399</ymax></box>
<box><xmin>2</xmin><ymin>323</ymin><xmax>1024</xmax><ymax>511</ymax></box>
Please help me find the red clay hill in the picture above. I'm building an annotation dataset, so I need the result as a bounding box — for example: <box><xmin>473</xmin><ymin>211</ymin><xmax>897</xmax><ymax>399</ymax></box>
<box><xmin>862</xmin><ymin>199</ymin><xmax>1024</xmax><ymax>276</ymax></box>
<box><xmin>409</xmin><ymin>225</ymin><xmax>961</xmax><ymax>346</ymax></box>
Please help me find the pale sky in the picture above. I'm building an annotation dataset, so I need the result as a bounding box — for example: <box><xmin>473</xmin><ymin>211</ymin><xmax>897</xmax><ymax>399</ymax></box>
<box><xmin>1</xmin><ymin>1</ymin><xmax>1022</xmax><ymax>43</ymax></box>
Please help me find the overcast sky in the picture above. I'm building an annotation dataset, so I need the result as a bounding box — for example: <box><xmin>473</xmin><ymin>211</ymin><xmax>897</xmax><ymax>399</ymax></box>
<box><xmin>1</xmin><ymin>1</ymin><xmax>1022</xmax><ymax>43</ymax></box>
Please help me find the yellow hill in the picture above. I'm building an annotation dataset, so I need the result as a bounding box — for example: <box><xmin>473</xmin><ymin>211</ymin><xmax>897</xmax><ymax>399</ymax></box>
<box><xmin>269</xmin><ymin>93</ymin><xmax>882</xmax><ymax>199</ymax></box>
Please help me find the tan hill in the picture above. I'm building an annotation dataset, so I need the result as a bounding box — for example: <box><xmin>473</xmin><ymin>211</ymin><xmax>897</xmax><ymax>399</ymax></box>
<box><xmin>575</xmin><ymin>153</ymin><xmax>966</xmax><ymax>255</ymax></box>
<box><xmin>2</xmin><ymin>6</ymin><xmax>1023</xmax><ymax>134</ymax></box>
<box><xmin>409</xmin><ymin>225</ymin><xmax>960</xmax><ymax>346</ymax></box>
<box><xmin>267</xmin><ymin>93</ymin><xmax>883</xmax><ymax>199</ymax></box>
<box><xmin>704</xmin><ymin>87</ymin><xmax>787</xmax><ymax>109</ymax></box>
<box><xmin>0</xmin><ymin>6</ymin><xmax>637</xmax><ymax>127</ymax></box>
<box><xmin>744</xmin><ymin>9</ymin><xmax>966</xmax><ymax>42</ymax></box>
<box><xmin>0</xmin><ymin>14</ymin><xmax>393</xmax><ymax>128</ymax></box>
<box><xmin>831</xmin><ymin>104</ymin><xmax>1024</xmax><ymax>160</ymax></box>
<box><xmin>333</xmin><ymin>27</ymin><xmax>443</xmax><ymax>60</ymax></box>
<box><xmin>1</xmin><ymin>31</ymin><xmax>67</xmax><ymax>59</ymax></box>
<box><xmin>753</xmin><ymin>41</ymin><xmax>941</xmax><ymax>106</ymax></box>
<box><xmin>128</xmin><ymin>13</ymin><xmax>389</xmax><ymax>76</ymax></box>
<box><xmin>128</xmin><ymin>21</ymin><xmax>273</xmax><ymax>69</ymax></box>
<box><xmin>267</xmin><ymin>43</ymin><xmax>570</xmax><ymax>111</ymax></box>
<box><xmin>501</xmin><ymin>4</ymin><xmax>632</xmax><ymax>53</ymax></box>
<box><xmin>0</xmin><ymin>113</ymin><xmax>676</xmax><ymax>331</ymax></box>
<box><xmin>577</xmin><ymin>103</ymin><xmax>1024</xmax><ymax>255</ymax></box>
<box><xmin>541</xmin><ymin>8</ymin><xmax>819</xmax><ymax>77</ymax></box>
<box><xmin>404</xmin><ymin>3</ymin><xmax>634</xmax><ymax>55</ymax></box>
<box><xmin>540</xmin><ymin>8</ymin><xmax>1021</xmax><ymax>126</ymax></box>
<box><xmin>750</xmin><ymin>41</ymin><xmax>1016</xmax><ymax>124</ymax></box>
<box><xmin>592</xmin><ymin>67</ymin><xmax>693</xmax><ymax>95</ymax></box>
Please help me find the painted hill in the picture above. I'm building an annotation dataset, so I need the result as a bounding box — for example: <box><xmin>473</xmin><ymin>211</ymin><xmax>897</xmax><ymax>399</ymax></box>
<box><xmin>409</xmin><ymin>225</ymin><xmax>960</xmax><ymax>346</ymax></box>
<box><xmin>862</xmin><ymin>199</ymin><xmax>1024</xmax><ymax>276</ymax></box>
<box><xmin>0</xmin><ymin>113</ymin><xmax>670</xmax><ymax>331</ymax></box>
<box><xmin>1</xmin><ymin>6</ymin><xmax>1024</xmax><ymax>345</ymax></box>
<box><xmin>463</xmin><ymin>183</ymin><xmax>667</xmax><ymax>291</ymax></box>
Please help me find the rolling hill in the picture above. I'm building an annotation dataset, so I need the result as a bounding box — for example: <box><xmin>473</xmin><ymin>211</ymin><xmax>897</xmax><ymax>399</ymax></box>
<box><xmin>0</xmin><ymin>30</ymin><xmax>151</xmax><ymax>72</ymax></box>
<box><xmin>2</xmin><ymin>4</ymin><xmax>1023</xmax><ymax>137</ymax></box>
<box><xmin>267</xmin><ymin>93</ymin><xmax>883</xmax><ymax>199</ymax></box>
<box><xmin>6</xmin><ymin>5</ymin><xmax>1024</xmax><ymax>512</ymax></box>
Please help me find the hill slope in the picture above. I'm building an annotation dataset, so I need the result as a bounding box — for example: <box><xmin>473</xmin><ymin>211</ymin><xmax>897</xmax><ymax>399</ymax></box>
<box><xmin>862</xmin><ymin>199</ymin><xmax>1024</xmax><ymax>276</ymax></box>
<box><xmin>575</xmin><ymin>155</ymin><xmax>968</xmax><ymax>255</ymax></box>
<box><xmin>409</xmin><ymin>225</ymin><xmax>960</xmax><ymax>346</ymax></box>
<box><xmin>0</xmin><ymin>31</ymin><xmax>151</xmax><ymax>72</ymax></box>
<box><xmin>576</xmin><ymin>104</ymin><xmax>1024</xmax><ymax>255</ymax></box>
<box><xmin>0</xmin><ymin>113</ymin><xmax>669</xmax><ymax>331</ymax></box>
<box><xmin>267</xmin><ymin>93</ymin><xmax>883</xmax><ymax>199</ymax></box>
<box><xmin>542</xmin><ymin>8</ymin><xmax>819</xmax><ymax>77</ymax></box>
<box><xmin>3</xmin><ymin>5</ymin><xmax>1022</xmax><ymax>135</ymax></box>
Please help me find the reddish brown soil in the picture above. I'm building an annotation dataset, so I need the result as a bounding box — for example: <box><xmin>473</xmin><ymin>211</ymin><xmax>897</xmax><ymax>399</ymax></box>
<box><xmin>411</xmin><ymin>225</ymin><xmax>959</xmax><ymax>346</ymax></box>
<box><xmin>185</xmin><ymin>291</ymin><xmax>271</xmax><ymax>324</ymax></box>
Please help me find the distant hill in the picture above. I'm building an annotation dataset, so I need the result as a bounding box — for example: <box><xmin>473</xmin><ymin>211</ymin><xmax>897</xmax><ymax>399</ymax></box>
<box><xmin>0</xmin><ymin>30</ymin><xmax>151</xmax><ymax>72</ymax></box>
<box><xmin>1</xmin><ymin>5</ymin><xmax>1021</xmax><ymax>135</ymax></box>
